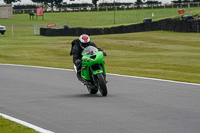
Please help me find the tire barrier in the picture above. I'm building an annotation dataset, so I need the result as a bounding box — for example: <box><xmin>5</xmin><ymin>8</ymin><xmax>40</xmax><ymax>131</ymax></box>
<box><xmin>40</xmin><ymin>18</ymin><xmax>200</xmax><ymax>36</ymax></box>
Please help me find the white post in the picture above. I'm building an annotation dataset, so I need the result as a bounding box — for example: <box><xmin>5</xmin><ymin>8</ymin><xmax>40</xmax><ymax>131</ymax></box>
<box><xmin>34</xmin><ymin>25</ymin><xmax>37</xmax><ymax>35</ymax></box>
<box><xmin>12</xmin><ymin>25</ymin><xmax>14</xmax><ymax>35</ymax></box>
<box><xmin>188</xmin><ymin>2</ymin><xmax>190</xmax><ymax>12</ymax></box>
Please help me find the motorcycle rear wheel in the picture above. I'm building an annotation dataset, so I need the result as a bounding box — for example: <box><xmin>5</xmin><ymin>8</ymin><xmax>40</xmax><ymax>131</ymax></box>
<box><xmin>97</xmin><ymin>73</ymin><xmax>107</xmax><ymax>96</ymax></box>
<box><xmin>87</xmin><ymin>85</ymin><xmax>98</xmax><ymax>94</ymax></box>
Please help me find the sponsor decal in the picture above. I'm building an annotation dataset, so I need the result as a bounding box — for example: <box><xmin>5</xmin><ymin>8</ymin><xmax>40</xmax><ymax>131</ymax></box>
<box><xmin>46</xmin><ymin>23</ymin><xmax>56</xmax><ymax>28</ymax></box>
<box><xmin>37</xmin><ymin>7</ymin><xmax>43</xmax><ymax>16</ymax></box>
<box><xmin>178</xmin><ymin>9</ymin><xmax>185</xmax><ymax>14</ymax></box>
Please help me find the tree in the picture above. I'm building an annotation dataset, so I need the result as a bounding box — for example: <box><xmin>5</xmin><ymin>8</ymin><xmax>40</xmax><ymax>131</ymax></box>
<box><xmin>13</xmin><ymin>4</ymin><xmax>37</xmax><ymax>9</ymax></box>
<box><xmin>145</xmin><ymin>0</ymin><xmax>162</xmax><ymax>5</ymax></box>
<box><xmin>135</xmin><ymin>0</ymin><xmax>144</xmax><ymax>5</ymax></box>
<box><xmin>31</xmin><ymin>0</ymin><xmax>63</xmax><ymax>12</ymax></box>
<box><xmin>3</xmin><ymin>0</ymin><xmax>20</xmax><ymax>4</ymax></box>
<box><xmin>171</xmin><ymin>0</ymin><xmax>200</xmax><ymax>3</ymax></box>
<box><xmin>171</xmin><ymin>0</ymin><xmax>182</xmax><ymax>3</ymax></box>
<box><xmin>182</xmin><ymin>0</ymin><xmax>191</xmax><ymax>2</ymax></box>
<box><xmin>92</xmin><ymin>0</ymin><xmax>99</xmax><ymax>7</ymax></box>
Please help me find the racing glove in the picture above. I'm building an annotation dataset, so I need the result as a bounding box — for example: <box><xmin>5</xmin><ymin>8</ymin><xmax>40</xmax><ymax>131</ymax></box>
<box><xmin>103</xmin><ymin>51</ymin><xmax>107</xmax><ymax>56</ymax></box>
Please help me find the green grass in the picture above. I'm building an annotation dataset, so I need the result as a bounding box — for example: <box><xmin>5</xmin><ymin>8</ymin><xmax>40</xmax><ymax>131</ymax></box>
<box><xmin>103</xmin><ymin>31</ymin><xmax>200</xmax><ymax>84</ymax></box>
<box><xmin>0</xmin><ymin>31</ymin><xmax>200</xmax><ymax>84</ymax></box>
<box><xmin>0</xmin><ymin>116</ymin><xmax>37</xmax><ymax>133</ymax></box>
<box><xmin>1</xmin><ymin>7</ymin><xmax>200</xmax><ymax>28</ymax></box>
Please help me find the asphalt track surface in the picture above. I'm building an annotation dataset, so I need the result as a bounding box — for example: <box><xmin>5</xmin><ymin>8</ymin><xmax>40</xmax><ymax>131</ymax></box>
<box><xmin>0</xmin><ymin>64</ymin><xmax>200</xmax><ymax>133</ymax></box>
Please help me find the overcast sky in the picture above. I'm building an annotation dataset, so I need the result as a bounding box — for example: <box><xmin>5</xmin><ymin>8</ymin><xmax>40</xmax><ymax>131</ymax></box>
<box><xmin>0</xmin><ymin>0</ymin><xmax>173</xmax><ymax>5</ymax></box>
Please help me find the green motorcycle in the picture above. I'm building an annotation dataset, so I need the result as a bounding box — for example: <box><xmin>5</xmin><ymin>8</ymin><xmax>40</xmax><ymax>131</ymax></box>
<box><xmin>75</xmin><ymin>46</ymin><xmax>108</xmax><ymax>96</ymax></box>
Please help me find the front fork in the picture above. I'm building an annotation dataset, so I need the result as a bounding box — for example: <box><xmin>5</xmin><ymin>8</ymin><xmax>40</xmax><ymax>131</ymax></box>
<box><xmin>89</xmin><ymin>65</ymin><xmax>107</xmax><ymax>87</ymax></box>
<box><xmin>89</xmin><ymin>67</ymin><xmax>98</xmax><ymax>87</ymax></box>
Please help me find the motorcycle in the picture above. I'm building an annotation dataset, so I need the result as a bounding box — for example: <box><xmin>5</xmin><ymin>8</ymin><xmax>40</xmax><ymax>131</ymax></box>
<box><xmin>74</xmin><ymin>46</ymin><xmax>108</xmax><ymax>96</ymax></box>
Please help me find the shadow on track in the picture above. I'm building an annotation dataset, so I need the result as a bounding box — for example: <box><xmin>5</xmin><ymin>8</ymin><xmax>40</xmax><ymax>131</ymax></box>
<box><xmin>70</xmin><ymin>94</ymin><xmax>103</xmax><ymax>98</ymax></box>
<box><xmin>52</xmin><ymin>93</ymin><xmax>105</xmax><ymax>99</ymax></box>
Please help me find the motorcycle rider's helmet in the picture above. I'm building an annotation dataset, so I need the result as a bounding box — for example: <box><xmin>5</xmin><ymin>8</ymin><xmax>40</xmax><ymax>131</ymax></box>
<box><xmin>79</xmin><ymin>34</ymin><xmax>90</xmax><ymax>49</ymax></box>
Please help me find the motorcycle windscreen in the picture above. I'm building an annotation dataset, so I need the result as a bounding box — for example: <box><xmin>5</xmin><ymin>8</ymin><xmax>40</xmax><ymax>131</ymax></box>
<box><xmin>82</xmin><ymin>46</ymin><xmax>98</xmax><ymax>55</ymax></box>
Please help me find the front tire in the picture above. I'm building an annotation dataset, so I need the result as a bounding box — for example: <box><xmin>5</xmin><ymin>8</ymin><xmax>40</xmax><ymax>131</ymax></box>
<box><xmin>97</xmin><ymin>73</ymin><xmax>107</xmax><ymax>96</ymax></box>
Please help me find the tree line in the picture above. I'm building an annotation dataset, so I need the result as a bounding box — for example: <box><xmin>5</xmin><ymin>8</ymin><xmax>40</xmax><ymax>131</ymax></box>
<box><xmin>4</xmin><ymin>0</ymin><xmax>200</xmax><ymax>12</ymax></box>
<box><xmin>172</xmin><ymin>0</ymin><xmax>200</xmax><ymax>3</ymax></box>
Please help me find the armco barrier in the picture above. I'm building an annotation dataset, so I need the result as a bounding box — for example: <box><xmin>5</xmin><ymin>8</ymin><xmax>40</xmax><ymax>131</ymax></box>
<box><xmin>40</xmin><ymin>19</ymin><xmax>200</xmax><ymax>36</ymax></box>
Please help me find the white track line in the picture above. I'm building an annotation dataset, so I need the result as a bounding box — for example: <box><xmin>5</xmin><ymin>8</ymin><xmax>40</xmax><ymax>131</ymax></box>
<box><xmin>108</xmin><ymin>73</ymin><xmax>200</xmax><ymax>86</ymax></box>
<box><xmin>0</xmin><ymin>113</ymin><xmax>54</xmax><ymax>133</ymax></box>
<box><xmin>1</xmin><ymin>63</ymin><xmax>199</xmax><ymax>86</ymax></box>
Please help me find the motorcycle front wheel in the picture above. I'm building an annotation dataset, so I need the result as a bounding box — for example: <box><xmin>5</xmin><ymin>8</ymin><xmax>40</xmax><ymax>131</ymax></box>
<box><xmin>97</xmin><ymin>73</ymin><xmax>107</xmax><ymax>96</ymax></box>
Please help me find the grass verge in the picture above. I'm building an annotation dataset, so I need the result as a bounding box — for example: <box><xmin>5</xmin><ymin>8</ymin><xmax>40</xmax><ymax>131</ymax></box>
<box><xmin>0</xmin><ymin>116</ymin><xmax>37</xmax><ymax>133</ymax></box>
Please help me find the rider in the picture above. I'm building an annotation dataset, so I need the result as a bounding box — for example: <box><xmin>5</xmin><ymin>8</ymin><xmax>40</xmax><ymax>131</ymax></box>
<box><xmin>70</xmin><ymin>34</ymin><xmax>106</xmax><ymax>85</ymax></box>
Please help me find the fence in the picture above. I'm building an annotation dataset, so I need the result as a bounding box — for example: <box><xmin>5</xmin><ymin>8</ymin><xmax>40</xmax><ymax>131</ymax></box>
<box><xmin>34</xmin><ymin>22</ymin><xmax>69</xmax><ymax>35</ymax></box>
<box><xmin>40</xmin><ymin>19</ymin><xmax>200</xmax><ymax>36</ymax></box>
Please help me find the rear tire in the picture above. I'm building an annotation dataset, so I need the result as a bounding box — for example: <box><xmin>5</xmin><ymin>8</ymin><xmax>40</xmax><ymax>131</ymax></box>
<box><xmin>1</xmin><ymin>31</ymin><xmax>5</xmax><ymax>35</ymax></box>
<box><xmin>97</xmin><ymin>73</ymin><xmax>107</xmax><ymax>96</ymax></box>
<box><xmin>87</xmin><ymin>85</ymin><xmax>98</xmax><ymax>94</ymax></box>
